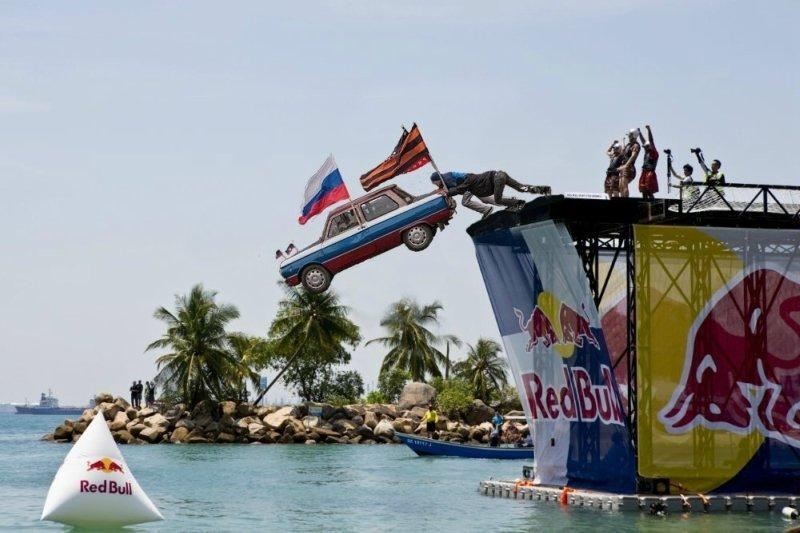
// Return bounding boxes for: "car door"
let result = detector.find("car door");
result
[322,208,371,273]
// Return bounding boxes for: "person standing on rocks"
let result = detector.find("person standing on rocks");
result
[129,381,138,408]
[422,403,438,439]
[136,380,144,409]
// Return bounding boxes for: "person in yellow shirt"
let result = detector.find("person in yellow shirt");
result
[422,403,438,438]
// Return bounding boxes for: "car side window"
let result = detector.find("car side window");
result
[326,209,359,239]
[360,194,399,222]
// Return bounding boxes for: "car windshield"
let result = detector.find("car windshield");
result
[326,209,359,239]
[361,194,399,222]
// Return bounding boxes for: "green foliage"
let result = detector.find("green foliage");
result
[495,385,523,411]
[323,370,365,404]
[377,368,410,402]
[435,379,474,418]
[324,394,352,407]
[429,376,445,394]
[266,286,361,402]
[365,390,388,404]
[147,284,253,408]
[368,299,460,382]
[452,338,509,403]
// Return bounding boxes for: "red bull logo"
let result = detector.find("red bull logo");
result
[514,300,599,353]
[86,457,125,474]
[659,268,800,448]
[520,364,625,426]
[79,480,133,495]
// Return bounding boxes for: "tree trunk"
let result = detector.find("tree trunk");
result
[252,345,303,406]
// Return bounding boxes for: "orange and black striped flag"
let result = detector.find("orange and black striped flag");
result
[360,123,431,191]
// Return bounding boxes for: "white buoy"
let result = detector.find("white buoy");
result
[783,506,799,519]
[41,413,164,527]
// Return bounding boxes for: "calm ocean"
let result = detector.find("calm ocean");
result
[0,414,787,531]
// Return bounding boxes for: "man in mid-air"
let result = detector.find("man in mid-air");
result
[431,170,551,218]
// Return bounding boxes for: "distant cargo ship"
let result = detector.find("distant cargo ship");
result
[15,390,88,415]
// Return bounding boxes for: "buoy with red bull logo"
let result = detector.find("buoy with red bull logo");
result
[41,412,163,527]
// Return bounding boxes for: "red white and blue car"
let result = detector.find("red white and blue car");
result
[279,185,456,293]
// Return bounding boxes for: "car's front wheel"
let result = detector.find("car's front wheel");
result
[402,224,434,252]
[300,264,332,293]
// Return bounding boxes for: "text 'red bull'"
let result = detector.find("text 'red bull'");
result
[659,268,800,449]
[514,302,599,352]
[79,480,133,495]
[521,364,625,426]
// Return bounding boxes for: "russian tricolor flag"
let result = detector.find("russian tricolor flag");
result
[299,155,351,225]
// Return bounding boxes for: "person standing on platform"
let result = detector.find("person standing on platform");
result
[637,125,659,200]
[422,403,438,438]
[605,141,623,198]
[692,148,726,186]
[617,129,641,198]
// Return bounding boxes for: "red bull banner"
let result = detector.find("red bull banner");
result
[636,225,800,494]
[473,220,635,492]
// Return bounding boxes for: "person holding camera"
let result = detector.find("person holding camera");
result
[605,140,624,197]
[637,125,659,200]
[665,150,700,203]
[617,129,641,198]
[692,148,726,185]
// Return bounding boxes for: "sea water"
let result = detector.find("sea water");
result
[0,414,787,532]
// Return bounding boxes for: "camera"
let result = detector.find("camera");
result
[663,148,672,155]
[690,147,702,154]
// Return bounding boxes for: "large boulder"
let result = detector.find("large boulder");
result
[144,413,170,429]
[374,419,395,440]
[125,407,138,420]
[216,432,236,443]
[247,423,266,440]
[79,408,96,422]
[175,419,195,431]
[186,429,210,444]
[113,430,134,444]
[127,422,146,437]
[364,411,379,429]
[220,401,237,417]
[191,400,215,420]
[397,382,436,411]
[331,419,356,434]
[170,426,191,443]
[312,427,342,439]
[113,397,130,410]
[263,406,300,431]
[391,418,415,434]
[94,392,114,404]
[98,402,123,421]
[137,406,157,419]
[236,403,254,418]
[464,399,494,426]
[372,404,397,419]
[53,424,73,441]
[73,420,88,434]
[110,411,129,432]
[255,406,276,418]
[356,425,374,439]
[139,427,165,443]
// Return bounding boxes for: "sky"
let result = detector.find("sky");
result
[1,1,798,405]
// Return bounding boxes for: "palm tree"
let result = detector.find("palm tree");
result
[453,338,509,403]
[146,284,248,407]
[228,333,270,402]
[253,285,360,404]
[368,298,454,382]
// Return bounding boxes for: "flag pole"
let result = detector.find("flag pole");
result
[414,124,449,193]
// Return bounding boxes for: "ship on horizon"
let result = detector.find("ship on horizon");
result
[14,390,89,415]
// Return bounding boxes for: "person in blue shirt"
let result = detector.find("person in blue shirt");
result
[431,171,550,218]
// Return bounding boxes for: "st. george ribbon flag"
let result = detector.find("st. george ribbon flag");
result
[360,123,431,191]
[299,155,351,225]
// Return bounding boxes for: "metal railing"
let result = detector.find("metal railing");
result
[676,182,800,218]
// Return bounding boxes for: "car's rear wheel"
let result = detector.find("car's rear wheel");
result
[402,224,434,252]
[300,264,332,293]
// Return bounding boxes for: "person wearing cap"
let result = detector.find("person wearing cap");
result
[431,171,551,219]
[422,402,438,438]
[637,125,659,200]
[616,129,641,198]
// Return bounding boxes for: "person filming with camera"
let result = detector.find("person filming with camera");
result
[692,147,726,186]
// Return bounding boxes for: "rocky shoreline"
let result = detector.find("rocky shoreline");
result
[43,391,527,446]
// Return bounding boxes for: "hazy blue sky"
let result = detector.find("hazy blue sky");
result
[1,1,798,404]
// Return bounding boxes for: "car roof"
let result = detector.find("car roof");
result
[325,184,407,219]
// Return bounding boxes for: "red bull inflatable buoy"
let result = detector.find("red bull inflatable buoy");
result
[41,412,163,527]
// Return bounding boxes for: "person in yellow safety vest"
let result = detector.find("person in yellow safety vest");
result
[422,403,438,438]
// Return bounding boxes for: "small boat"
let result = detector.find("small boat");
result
[396,432,534,459]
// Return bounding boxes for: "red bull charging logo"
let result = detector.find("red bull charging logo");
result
[659,268,800,449]
[86,457,125,474]
[514,298,599,354]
